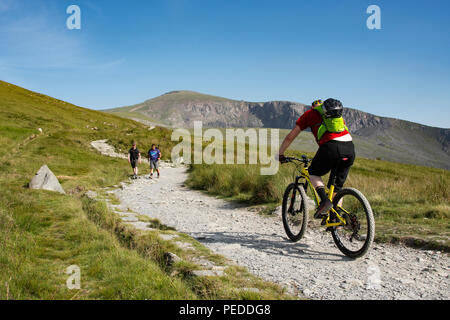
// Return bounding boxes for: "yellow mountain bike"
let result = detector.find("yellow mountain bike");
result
[281,155,375,258]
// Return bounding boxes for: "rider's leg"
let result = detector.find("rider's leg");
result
[310,175,332,218]
[333,142,356,207]
[310,175,325,188]
[311,175,328,202]
[311,175,329,201]
[308,142,340,218]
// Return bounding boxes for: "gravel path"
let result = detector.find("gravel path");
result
[93,140,449,300]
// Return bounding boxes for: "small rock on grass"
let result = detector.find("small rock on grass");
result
[29,165,65,194]
[192,269,224,277]
[160,234,178,241]
[121,216,139,222]
[164,252,182,266]
[85,190,98,199]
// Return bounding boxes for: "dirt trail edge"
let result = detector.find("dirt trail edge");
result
[92,140,449,300]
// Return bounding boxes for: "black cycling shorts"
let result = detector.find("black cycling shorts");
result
[308,140,355,191]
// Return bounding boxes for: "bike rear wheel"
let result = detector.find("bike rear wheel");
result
[331,188,375,258]
[282,183,308,242]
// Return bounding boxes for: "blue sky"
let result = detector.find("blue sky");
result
[0,0,449,128]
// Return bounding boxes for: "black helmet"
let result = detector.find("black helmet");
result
[323,98,344,118]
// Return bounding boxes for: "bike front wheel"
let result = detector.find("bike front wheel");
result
[281,183,308,242]
[331,188,375,258]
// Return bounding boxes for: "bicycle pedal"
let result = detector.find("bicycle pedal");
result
[321,217,328,226]
[326,227,334,232]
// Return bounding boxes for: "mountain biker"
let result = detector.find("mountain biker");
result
[278,98,355,219]
[128,142,142,179]
[148,144,161,179]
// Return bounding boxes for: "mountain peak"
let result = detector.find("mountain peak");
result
[162,90,198,96]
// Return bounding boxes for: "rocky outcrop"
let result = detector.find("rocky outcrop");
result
[438,129,450,153]
[162,100,264,128]
[342,108,387,132]
[249,101,307,128]
[164,252,182,266]
[90,140,127,159]
[29,165,65,194]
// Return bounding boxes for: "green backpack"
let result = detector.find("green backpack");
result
[313,105,349,141]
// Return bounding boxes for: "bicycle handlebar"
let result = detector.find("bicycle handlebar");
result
[281,155,311,165]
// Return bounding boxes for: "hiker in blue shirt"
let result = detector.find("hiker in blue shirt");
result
[148,144,161,179]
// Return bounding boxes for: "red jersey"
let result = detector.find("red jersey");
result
[296,109,351,146]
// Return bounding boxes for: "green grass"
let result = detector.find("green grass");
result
[82,198,290,300]
[0,81,291,300]
[187,151,450,251]
[0,81,190,299]
[107,111,170,127]
[0,184,196,299]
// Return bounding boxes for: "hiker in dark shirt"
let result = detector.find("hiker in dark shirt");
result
[128,142,141,179]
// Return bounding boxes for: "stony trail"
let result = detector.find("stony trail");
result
[93,140,449,300]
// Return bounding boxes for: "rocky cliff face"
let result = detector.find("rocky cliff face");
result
[130,92,393,131]
[249,101,307,129]
[133,97,308,129]
[342,109,388,132]
[438,129,450,153]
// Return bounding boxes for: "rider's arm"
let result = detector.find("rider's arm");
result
[278,125,302,156]
[127,152,131,163]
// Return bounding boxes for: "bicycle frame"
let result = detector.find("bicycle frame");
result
[295,166,347,228]
[283,155,374,258]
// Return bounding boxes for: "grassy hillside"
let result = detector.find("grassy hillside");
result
[0,81,187,299]
[106,110,171,127]
[0,81,289,300]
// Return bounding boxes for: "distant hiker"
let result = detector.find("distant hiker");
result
[278,98,355,218]
[128,142,141,179]
[148,144,161,179]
